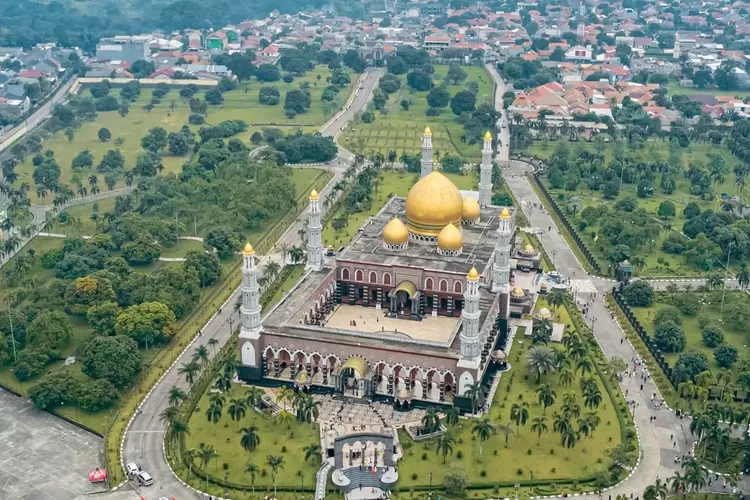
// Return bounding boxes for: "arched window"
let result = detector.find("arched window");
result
[369,271,377,284]
[383,273,392,285]
[425,278,434,290]
[454,281,463,294]
[342,268,350,280]
[440,279,448,292]
[355,269,364,282]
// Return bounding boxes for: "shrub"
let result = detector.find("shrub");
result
[714,344,738,368]
[188,114,205,125]
[517,468,523,475]
[283,74,294,83]
[672,351,709,383]
[622,280,653,307]
[281,445,287,453]
[480,470,487,477]
[653,305,683,328]
[421,452,427,460]
[654,320,686,352]
[701,326,723,347]
[411,473,418,480]
[456,450,463,459]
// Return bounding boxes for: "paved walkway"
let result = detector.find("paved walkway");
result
[487,66,696,498]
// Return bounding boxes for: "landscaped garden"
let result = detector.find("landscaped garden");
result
[340,63,494,162]
[394,295,635,496]
[526,138,750,278]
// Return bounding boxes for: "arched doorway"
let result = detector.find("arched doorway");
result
[337,356,370,397]
[388,281,420,318]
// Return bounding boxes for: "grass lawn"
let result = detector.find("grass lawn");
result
[341,66,493,161]
[322,169,479,249]
[630,292,747,389]
[527,139,746,277]
[17,66,354,205]
[160,239,206,258]
[54,198,116,236]
[178,384,321,492]
[665,82,750,98]
[396,301,622,488]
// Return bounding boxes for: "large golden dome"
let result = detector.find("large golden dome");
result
[463,197,480,220]
[383,218,408,245]
[406,171,463,237]
[437,224,463,251]
[243,242,255,255]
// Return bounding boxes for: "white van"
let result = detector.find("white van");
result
[136,471,153,486]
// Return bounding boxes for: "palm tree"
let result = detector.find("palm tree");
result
[206,400,223,433]
[526,344,557,382]
[168,418,190,456]
[669,471,687,494]
[559,368,574,388]
[421,408,440,434]
[228,398,247,427]
[560,426,577,448]
[264,260,281,281]
[279,242,290,265]
[214,372,232,393]
[266,455,285,497]
[192,344,210,368]
[546,288,566,317]
[435,432,455,464]
[678,380,696,399]
[239,425,261,453]
[444,406,461,427]
[584,411,601,436]
[537,384,557,413]
[715,370,733,400]
[683,458,708,491]
[644,478,668,500]
[198,443,217,489]
[159,406,180,426]
[277,386,293,411]
[510,402,529,432]
[531,415,548,444]
[575,357,594,377]
[275,410,294,429]
[630,256,646,275]
[738,263,750,290]
[531,318,552,344]
[463,382,485,414]
[567,341,587,362]
[582,385,602,409]
[178,361,201,385]
[245,463,260,493]
[246,386,264,409]
[303,443,322,464]
[208,338,219,353]
[471,418,495,455]
[709,426,731,464]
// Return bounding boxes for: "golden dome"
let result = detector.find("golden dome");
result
[537,307,552,319]
[243,242,255,255]
[437,224,463,251]
[511,287,525,297]
[424,126,432,136]
[462,197,480,220]
[484,131,492,141]
[310,189,319,200]
[500,207,511,219]
[524,243,535,253]
[406,171,463,236]
[383,218,408,245]
[467,267,479,281]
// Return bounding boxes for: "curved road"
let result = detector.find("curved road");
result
[108,68,384,500]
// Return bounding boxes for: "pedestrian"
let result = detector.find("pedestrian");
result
[640,384,643,391]
[620,338,624,344]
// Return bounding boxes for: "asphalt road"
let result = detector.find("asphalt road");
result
[109,68,383,500]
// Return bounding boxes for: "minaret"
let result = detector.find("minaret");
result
[240,242,262,339]
[479,131,493,207]
[492,208,512,293]
[306,189,323,271]
[673,37,681,60]
[459,267,481,361]
[420,126,433,178]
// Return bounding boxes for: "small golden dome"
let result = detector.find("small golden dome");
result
[500,207,511,219]
[383,218,408,245]
[537,307,552,319]
[406,171,463,236]
[243,242,255,255]
[467,267,479,281]
[437,224,463,251]
[424,126,432,136]
[511,287,525,297]
[524,243,535,253]
[462,197,480,220]
[484,131,492,141]
[310,189,319,200]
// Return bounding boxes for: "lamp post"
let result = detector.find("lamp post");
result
[720,242,732,322]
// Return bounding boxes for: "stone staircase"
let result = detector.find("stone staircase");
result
[340,467,387,493]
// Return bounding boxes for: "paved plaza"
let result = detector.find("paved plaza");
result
[314,393,429,427]
[325,304,458,342]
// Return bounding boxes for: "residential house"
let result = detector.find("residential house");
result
[96,36,151,63]
[565,45,592,62]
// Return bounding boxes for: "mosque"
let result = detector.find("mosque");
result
[237,128,517,411]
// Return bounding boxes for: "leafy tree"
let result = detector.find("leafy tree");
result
[63,275,116,315]
[622,280,653,307]
[89,82,110,98]
[379,73,401,93]
[406,70,432,91]
[446,65,468,84]
[134,152,163,177]
[443,468,468,496]
[130,59,155,78]
[72,150,94,170]
[440,155,462,173]
[657,200,676,219]
[141,127,168,153]
[386,55,408,75]
[26,310,73,351]
[77,378,118,411]
[284,89,311,114]
[33,156,61,190]
[121,235,161,264]
[28,371,79,410]
[183,250,223,287]
[427,86,450,108]
[672,352,710,383]
[13,349,50,381]
[167,132,190,156]
[714,345,738,368]
[654,320,686,352]
[205,226,243,259]
[120,80,141,101]
[450,90,476,115]
[205,88,224,105]
[97,149,125,172]
[653,305,683,328]
[189,98,208,114]
[97,127,112,142]
[86,301,122,336]
[701,327,723,347]
[724,301,750,331]
[256,64,280,82]
[258,86,280,105]
[115,301,178,348]
[81,335,142,388]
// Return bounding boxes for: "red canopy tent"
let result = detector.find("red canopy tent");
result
[89,468,107,483]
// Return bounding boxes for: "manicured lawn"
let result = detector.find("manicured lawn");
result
[17,66,353,204]
[160,239,206,258]
[630,292,747,384]
[396,301,622,488]
[178,384,321,491]
[321,169,479,248]
[528,139,745,277]
[341,66,493,161]
[666,82,750,98]
[53,198,116,236]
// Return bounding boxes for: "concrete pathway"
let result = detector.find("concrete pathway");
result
[113,68,384,500]
[486,66,697,498]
